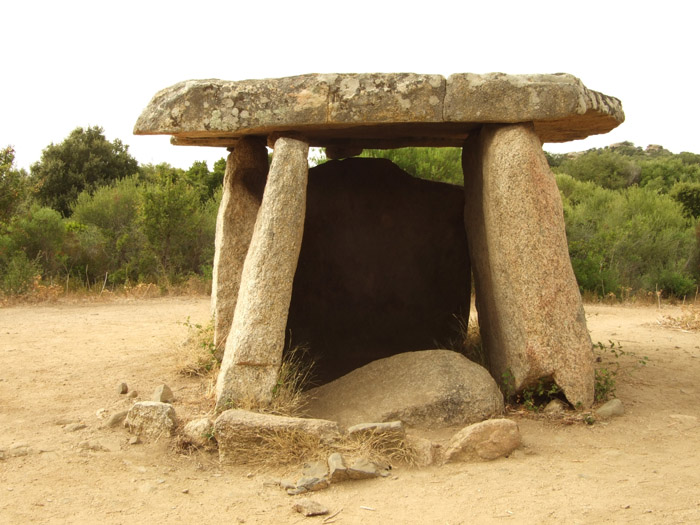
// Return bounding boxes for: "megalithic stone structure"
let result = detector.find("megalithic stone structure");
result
[134,72,624,409]
[214,137,309,410]
[211,137,268,357]
[462,123,594,407]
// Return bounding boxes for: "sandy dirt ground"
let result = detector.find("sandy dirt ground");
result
[1,296,699,524]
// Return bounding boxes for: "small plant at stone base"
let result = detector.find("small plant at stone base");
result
[519,378,562,412]
[593,340,649,403]
[500,368,516,403]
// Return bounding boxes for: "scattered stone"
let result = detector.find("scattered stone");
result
[287,486,308,496]
[0,449,5,461]
[117,382,128,395]
[8,444,30,457]
[105,411,129,428]
[127,390,138,399]
[129,436,141,445]
[125,401,177,439]
[279,479,296,490]
[293,498,329,517]
[406,436,442,467]
[544,399,566,414]
[78,440,108,452]
[327,453,348,483]
[347,458,380,480]
[305,350,503,428]
[445,419,521,462]
[181,489,189,494]
[595,399,625,419]
[182,418,215,447]
[96,408,108,419]
[214,409,340,464]
[152,384,175,404]
[301,460,328,480]
[347,421,405,440]
[64,423,86,432]
[295,476,329,492]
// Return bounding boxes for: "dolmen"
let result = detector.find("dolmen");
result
[134,72,624,410]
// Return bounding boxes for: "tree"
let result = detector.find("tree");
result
[0,146,30,223]
[31,126,138,216]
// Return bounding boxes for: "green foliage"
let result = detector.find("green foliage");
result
[1,251,41,295]
[2,205,67,275]
[142,175,216,281]
[558,173,696,298]
[361,147,463,185]
[670,182,700,219]
[31,126,138,216]
[0,146,31,223]
[556,149,640,190]
[70,177,155,284]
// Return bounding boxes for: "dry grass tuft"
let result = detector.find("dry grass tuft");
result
[221,427,331,468]
[450,312,488,368]
[219,427,416,469]
[336,430,417,467]
[660,305,700,331]
[176,317,220,378]
[231,344,315,417]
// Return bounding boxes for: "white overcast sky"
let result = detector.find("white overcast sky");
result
[2,0,698,171]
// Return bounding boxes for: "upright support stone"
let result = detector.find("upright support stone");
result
[462,123,594,407]
[215,137,309,410]
[211,137,268,357]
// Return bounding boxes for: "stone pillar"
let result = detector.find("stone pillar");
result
[215,137,309,410]
[462,123,594,408]
[211,137,268,358]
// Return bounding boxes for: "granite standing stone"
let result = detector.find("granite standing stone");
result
[211,137,268,354]
[462,123,595,407]
[215,137,309,409]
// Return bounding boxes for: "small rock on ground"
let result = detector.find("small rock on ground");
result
[106,410,128,428]
[327,453,348,482]
[595,398,625,419]
[117,382,128,395]
[152,384,174,403]
[64,423,87,432]
[125,401,177,439]
[182,418,214,447]
[445,418,521,462]
[347,458,381,480]
[293,498,329,517]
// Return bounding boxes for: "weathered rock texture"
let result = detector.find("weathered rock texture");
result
[462,123,595,407]
[214,409,340,464]
[134,73,624,147]
[445,418,521,462]
[287,158,470,382]
[125,401,177,439]
[304,350,504,428]
[211,137,268,354]
[215,137,308,410]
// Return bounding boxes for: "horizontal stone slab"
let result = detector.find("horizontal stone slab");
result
[134,73,623,147]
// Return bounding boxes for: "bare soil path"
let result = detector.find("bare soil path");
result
[1,298,699,524]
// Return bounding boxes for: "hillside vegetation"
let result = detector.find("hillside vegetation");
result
[1,129,698,300]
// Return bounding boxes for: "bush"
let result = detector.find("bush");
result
[558,174,697,298]
[1,251,41,295]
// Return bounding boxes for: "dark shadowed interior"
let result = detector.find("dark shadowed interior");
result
[285,157,471,385]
